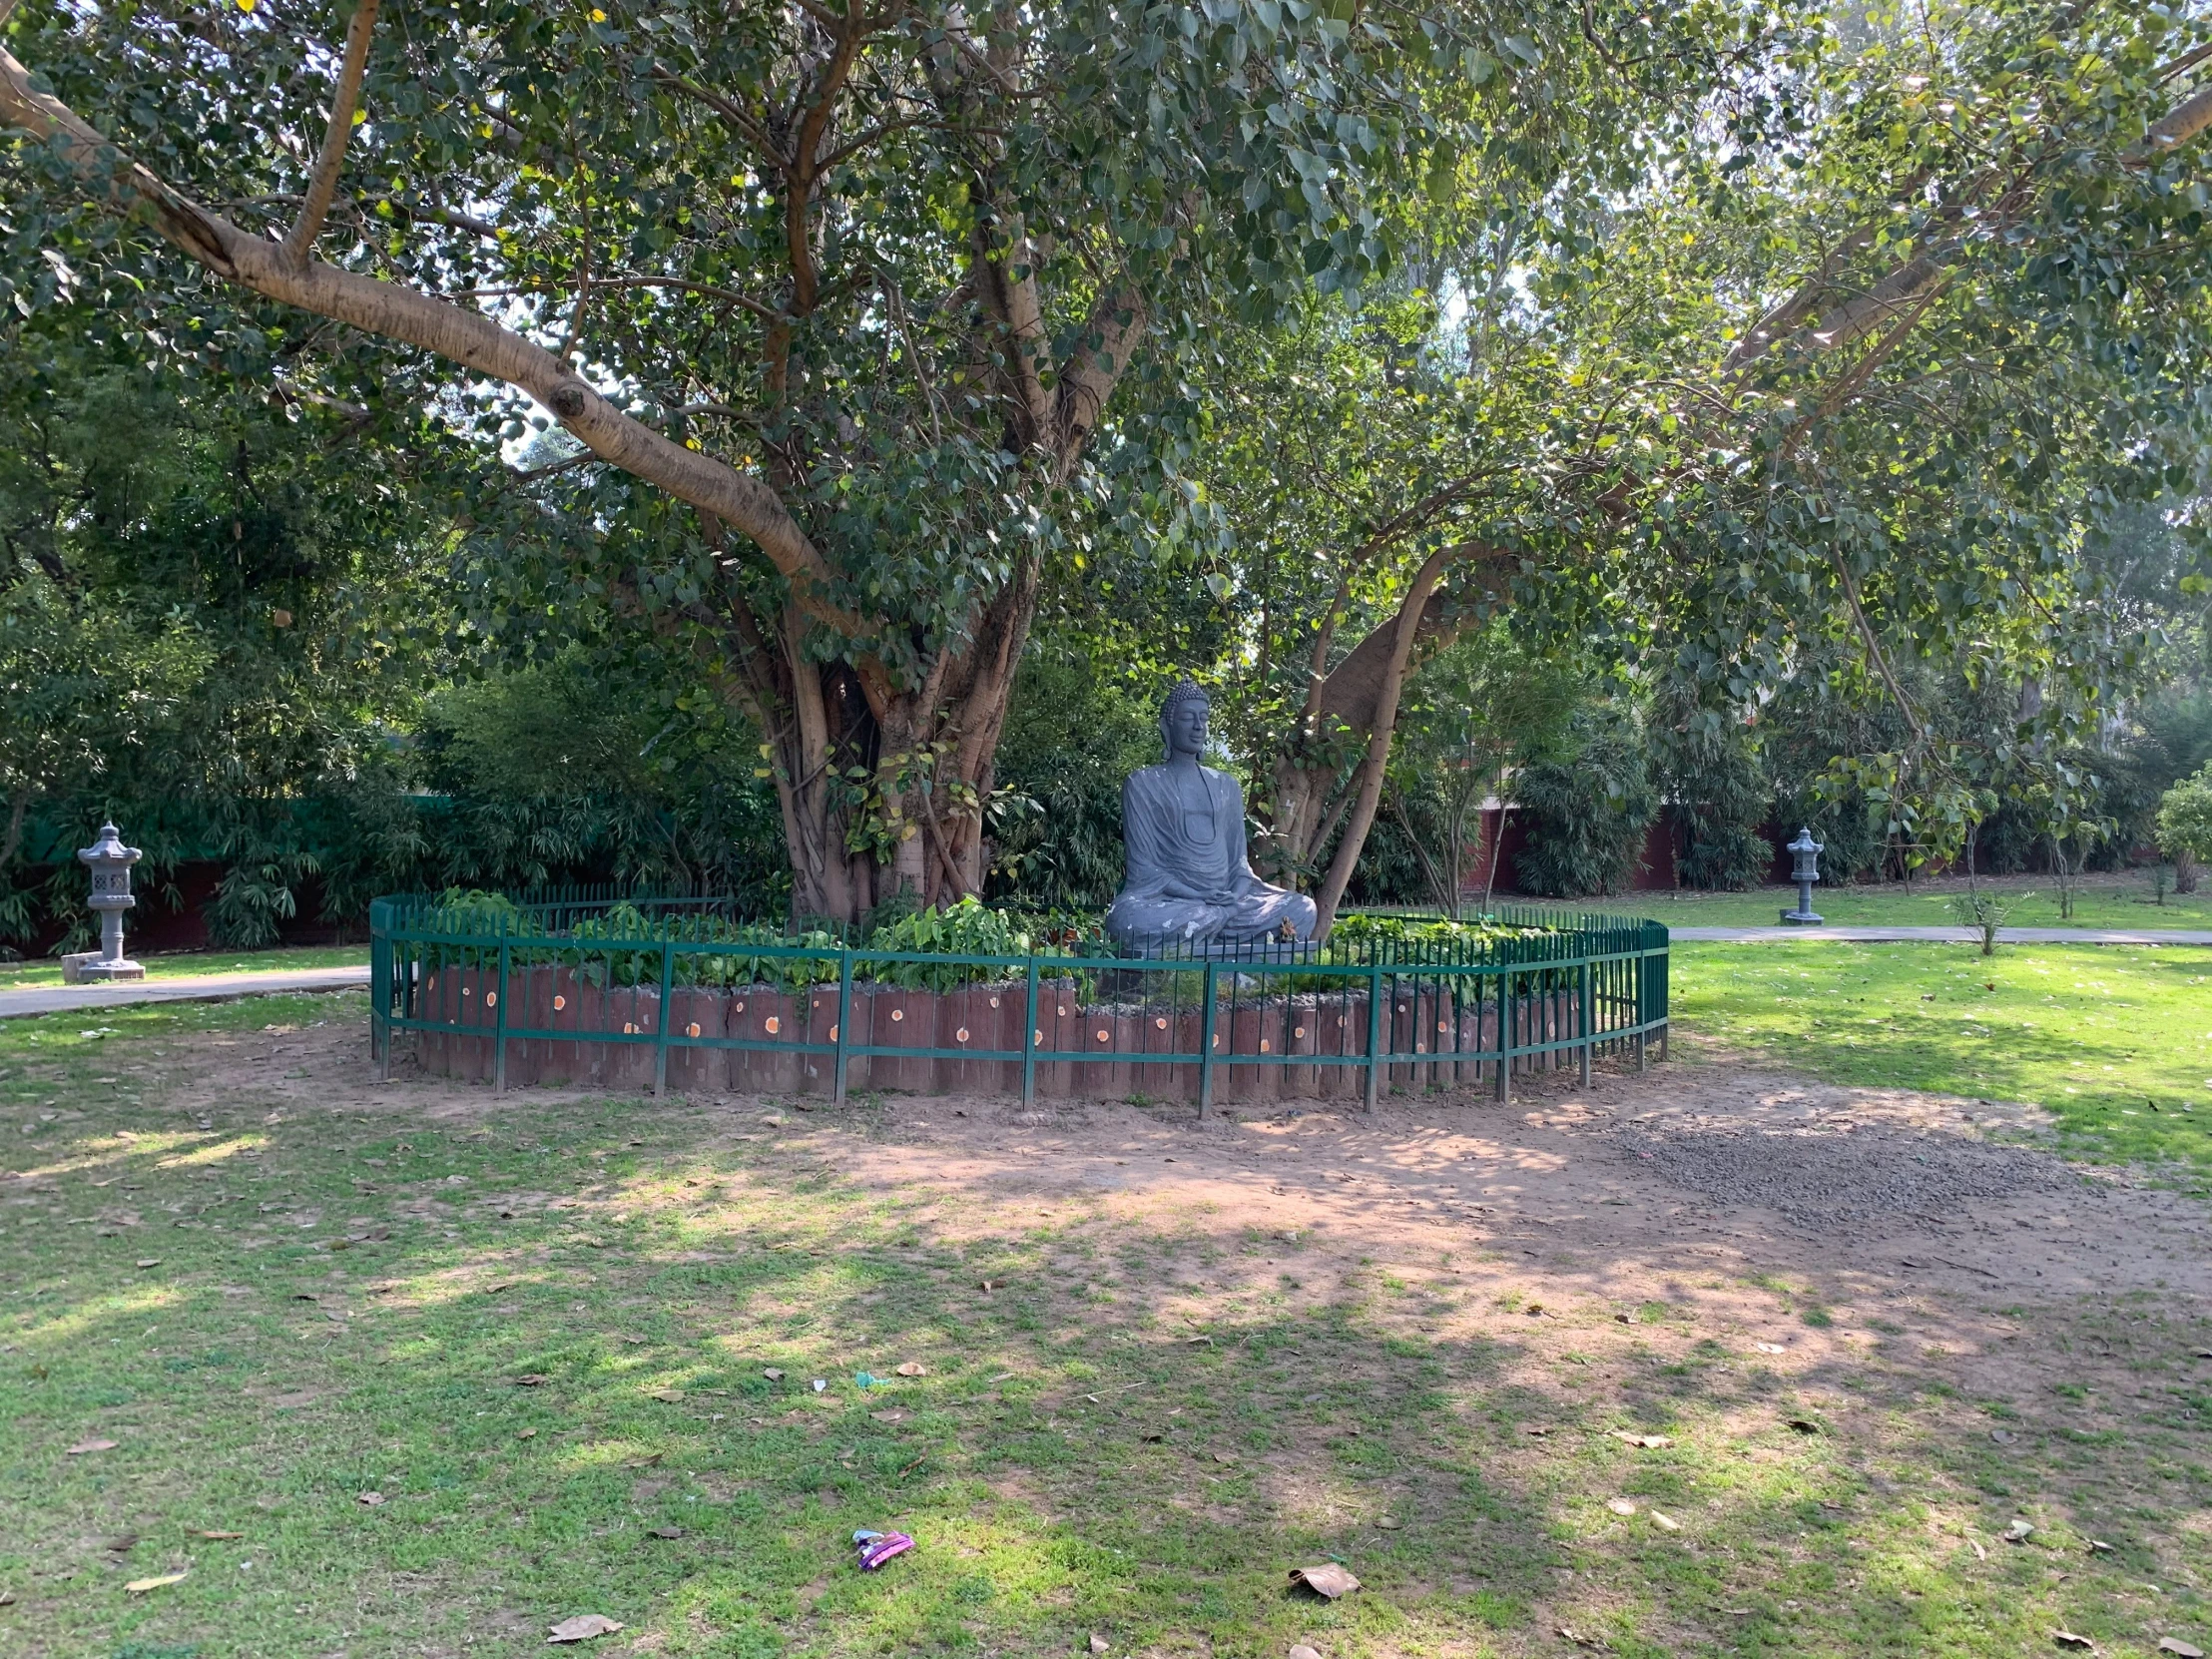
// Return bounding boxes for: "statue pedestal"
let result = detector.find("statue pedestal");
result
[62,952,145,983]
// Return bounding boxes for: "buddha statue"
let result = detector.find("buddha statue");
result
[1106,681,1320,953]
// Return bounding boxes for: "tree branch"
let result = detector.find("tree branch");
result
[1310,542,1455,934]
[282,0,381,268]
[653,69,785,169]
[2139,83,2212,160]
[1051,283,1144,475]
[969,223,1055,449]
[0,37,866,637]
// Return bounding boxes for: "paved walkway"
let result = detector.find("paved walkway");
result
[0,965,369,1019]
[1669,924,2212,944]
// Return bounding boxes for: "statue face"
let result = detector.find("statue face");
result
[1164,697,1210,760]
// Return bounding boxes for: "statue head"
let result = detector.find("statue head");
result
[1160,680,1210,761]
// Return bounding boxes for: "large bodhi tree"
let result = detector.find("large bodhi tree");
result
[0,0,1510,921]
[1180,0,2212,920]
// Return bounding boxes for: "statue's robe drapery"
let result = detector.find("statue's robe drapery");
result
[1106,762,1318,950]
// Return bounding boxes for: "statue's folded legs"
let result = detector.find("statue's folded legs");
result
[1106,886,1318,949]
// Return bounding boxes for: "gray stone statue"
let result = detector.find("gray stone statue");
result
[1106,681,1319,952]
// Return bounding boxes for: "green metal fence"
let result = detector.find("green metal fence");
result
[367,892,1669,1115]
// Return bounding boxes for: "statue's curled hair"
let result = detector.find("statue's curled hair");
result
[1160,679,1210,725]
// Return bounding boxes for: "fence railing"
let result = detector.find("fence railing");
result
[367,892,1669,1115]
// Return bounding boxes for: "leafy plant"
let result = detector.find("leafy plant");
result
[1945,888,2009,957]
[863,898,1031,991]
[1512,708,1660,898]
[2157,763,2212,894]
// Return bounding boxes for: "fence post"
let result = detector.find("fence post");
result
[1634,948,1648,1074]
[832,948,853,1107]
[653,935,674,1098]
[493,934,511,1092]
[371,923,389,1081]
[1578,959,1592,1088]
[1021,957,1040,1109]
[1198,961,1219,1120]
[1494,969,1511,1104]
[1363,960,1382,1112]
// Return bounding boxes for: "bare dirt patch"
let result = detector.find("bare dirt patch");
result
[188,1009,2212,1416]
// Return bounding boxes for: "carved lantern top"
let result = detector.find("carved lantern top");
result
[77,823,143,911]
[1785,827,1823,884]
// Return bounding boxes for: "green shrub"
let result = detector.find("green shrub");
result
[863,896,1032,989]
[1513,711,1660,897]
[2157,763,2212,893]
[1661,724,1773,891]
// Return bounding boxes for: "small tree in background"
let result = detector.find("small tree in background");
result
[1382,628,1580,917]
[2158,763,2212,894]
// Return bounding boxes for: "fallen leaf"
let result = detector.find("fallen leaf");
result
[1606,1498,1636,1516]
[197,1530,245,1539]
[486,1280,515,1294]
[894,1362,927,1378]
[648,1525,684,1539]
[66,1438,118,1454]
[1650,1511,1680,1531]
[2052,1634,2094,1652]
[2004,1518,2034,1543]
[1786,1418,1821,1435]
[135,1259,161,1269]
[2089,1539,2113,1552]
[2158,1640,2205,1658]
[548,1613,625,1643]
[870,1408,910,1424]
[1971,1539,1987,1561]
[1289,1563,1360,1600]
[514,1375,551,1387]
[125,1572,188,1594]
[1556,1628,1604,1649]
[648,1388,686,1402]
[1611,1431,1672,1448]
[1089,1635,1110,1655]
[357,1491,385,1506]
[1754,1342,1786,1355]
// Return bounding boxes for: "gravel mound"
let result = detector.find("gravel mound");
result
[1611,1119,2086,1228]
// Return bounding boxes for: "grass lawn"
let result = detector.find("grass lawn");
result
[0,945,369,993]
[5,977,2212,1657]
[1620,869,2212,931]
[1672,939,2212,1168]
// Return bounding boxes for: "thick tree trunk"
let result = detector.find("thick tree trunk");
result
[723,563,1037,927]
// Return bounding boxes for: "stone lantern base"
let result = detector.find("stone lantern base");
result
[62,951,145,984]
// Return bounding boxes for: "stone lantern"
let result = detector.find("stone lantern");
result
[1780,827,1824,926]
[68,823,146,982]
